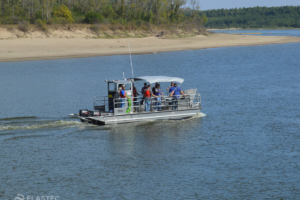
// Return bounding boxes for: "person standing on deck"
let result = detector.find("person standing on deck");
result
[170,83,185,110]
[144,85,158,112]
[132,84,139,111]
[152,83,158,94]
[133,84,139,101]
[120,85,130,108]
[167,82,175,109]
[154,84,163,111]
[167,82,175,94]
[141,83,147,105]
[118,84,123,92]
[141,83,147,94]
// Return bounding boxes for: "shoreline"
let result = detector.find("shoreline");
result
[207,28,300,31]
[1,33,300,62]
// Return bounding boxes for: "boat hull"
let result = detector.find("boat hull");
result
[79,109,200,125]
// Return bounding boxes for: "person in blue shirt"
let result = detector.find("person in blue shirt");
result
[120,85,129,108]
[167,82,175,95]
[170,83,185,110]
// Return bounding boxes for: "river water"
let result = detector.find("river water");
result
[212,29,300,37]
[1,30,300,199]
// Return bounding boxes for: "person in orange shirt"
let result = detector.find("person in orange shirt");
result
[144,85,157,112]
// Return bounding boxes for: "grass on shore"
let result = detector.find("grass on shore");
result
[0,23,209,39]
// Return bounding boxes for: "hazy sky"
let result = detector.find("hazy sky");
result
[196,0,300,10]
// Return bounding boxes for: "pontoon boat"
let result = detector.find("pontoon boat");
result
[69,76,202,125]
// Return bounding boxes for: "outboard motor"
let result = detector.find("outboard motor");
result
[92,110,100,116]
[79,109,89,117]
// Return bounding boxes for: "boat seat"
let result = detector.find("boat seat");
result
[183,89,197,102]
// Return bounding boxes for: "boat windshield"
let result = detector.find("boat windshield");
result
[109,83,116,91]
[123,83,131,90]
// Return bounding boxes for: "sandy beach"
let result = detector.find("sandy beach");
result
[1,33,300,62]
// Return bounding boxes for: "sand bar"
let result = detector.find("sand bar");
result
[1,33,300,62]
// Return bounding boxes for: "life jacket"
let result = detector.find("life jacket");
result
[120,89,126,98]
[144,89,151,97]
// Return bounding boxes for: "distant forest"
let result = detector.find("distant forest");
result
[194,6,300,29]
[0,0,207,30]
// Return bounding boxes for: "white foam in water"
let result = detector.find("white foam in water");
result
[193,112,206,118]
[177,112,206,122]
[0,120,87,131]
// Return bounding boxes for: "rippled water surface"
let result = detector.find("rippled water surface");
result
[1,31,300,199]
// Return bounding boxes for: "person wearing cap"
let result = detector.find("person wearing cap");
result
[120,85,129,108]
[118,84,123,92]
[144,85,158,112]
[170,83,185,110]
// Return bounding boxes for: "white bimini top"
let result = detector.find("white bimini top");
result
[135,76,184,84]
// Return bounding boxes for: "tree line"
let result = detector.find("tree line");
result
[0,0,207,29]
[196,6,300,29]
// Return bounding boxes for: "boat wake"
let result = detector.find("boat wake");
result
[0,112,206,132]
[192,112,206,118]
[0,120,88,131]
[173,112,206,122]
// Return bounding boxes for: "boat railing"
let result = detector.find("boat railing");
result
[197,92,201,106]
[149,94,200,111]
[94,92,201,114]
[113,97,142,114]
[93,96,109,112]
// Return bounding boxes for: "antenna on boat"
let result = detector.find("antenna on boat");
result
[123,72,125,80]
[128,43,134,78]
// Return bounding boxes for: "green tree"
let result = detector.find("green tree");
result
[201,14,207,25]
[53,4,74,23]
[199,6,300,28]
[84,11,103,23]
[102,4,115,18]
